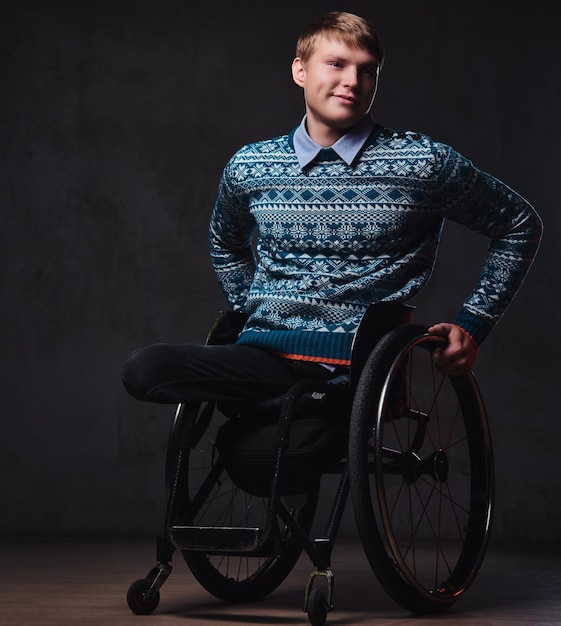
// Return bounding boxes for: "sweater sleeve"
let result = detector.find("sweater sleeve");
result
[208,155,257,311]
[433,143,543,344]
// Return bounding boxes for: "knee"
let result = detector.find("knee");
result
[121,345,164,401]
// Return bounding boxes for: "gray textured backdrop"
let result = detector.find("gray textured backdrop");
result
[1,0,558,539]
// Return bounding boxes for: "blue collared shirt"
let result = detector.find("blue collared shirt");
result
[292,115,376,168]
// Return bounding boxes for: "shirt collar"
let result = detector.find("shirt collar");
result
[293,115,375,168]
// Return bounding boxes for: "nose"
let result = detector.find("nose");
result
[342,66,359,88]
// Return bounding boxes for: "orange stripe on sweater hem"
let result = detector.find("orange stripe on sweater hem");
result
[275,352,351,367]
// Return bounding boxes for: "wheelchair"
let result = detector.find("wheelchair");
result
[126,302,494,626]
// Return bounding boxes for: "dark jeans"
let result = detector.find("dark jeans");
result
[122,342,341,406]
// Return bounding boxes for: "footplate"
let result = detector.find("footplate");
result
[169,525,277,556]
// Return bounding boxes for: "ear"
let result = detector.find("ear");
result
[292,57,306,88]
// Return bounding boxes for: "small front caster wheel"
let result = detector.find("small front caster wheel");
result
[307,587,329,626]
[127,578,160,615]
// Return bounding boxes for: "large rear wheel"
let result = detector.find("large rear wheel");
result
[349,324,494,614]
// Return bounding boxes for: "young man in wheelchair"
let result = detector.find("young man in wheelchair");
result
[122,11,541,428]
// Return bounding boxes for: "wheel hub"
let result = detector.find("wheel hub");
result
[401,449,449,484]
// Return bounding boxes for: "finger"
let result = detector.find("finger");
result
[428,323,450,338]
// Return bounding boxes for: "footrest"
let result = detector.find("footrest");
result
[169,525,274,555]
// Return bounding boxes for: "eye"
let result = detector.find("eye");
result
[361,66,378,77]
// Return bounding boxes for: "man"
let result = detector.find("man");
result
[122,11,542,406]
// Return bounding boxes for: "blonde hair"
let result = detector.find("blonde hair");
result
[296,11,384,66]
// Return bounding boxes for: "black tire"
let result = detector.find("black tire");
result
[348,324,494,614]
[307,587,328,626]
[171,403,319,603]
[126,578,160,615]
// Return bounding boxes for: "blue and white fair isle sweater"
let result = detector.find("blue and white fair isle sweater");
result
[209,123,542,365]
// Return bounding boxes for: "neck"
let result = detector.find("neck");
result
[305,117,349,147]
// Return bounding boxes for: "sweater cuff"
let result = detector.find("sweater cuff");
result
[454,309,494,346]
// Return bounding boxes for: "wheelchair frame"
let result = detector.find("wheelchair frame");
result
[126,303,494,625]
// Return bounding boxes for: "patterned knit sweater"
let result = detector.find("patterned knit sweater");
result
[209,123,542,365]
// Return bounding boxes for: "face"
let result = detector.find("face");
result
[292,36,380,144]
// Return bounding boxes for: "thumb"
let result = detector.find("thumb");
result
[427,322,451,338]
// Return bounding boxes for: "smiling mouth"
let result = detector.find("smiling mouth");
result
[334,94,358,105]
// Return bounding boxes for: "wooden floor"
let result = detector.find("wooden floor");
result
[3,534,561,625]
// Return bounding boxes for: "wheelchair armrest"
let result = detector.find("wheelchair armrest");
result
[206,310,249,345]
[350,302,415,386]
